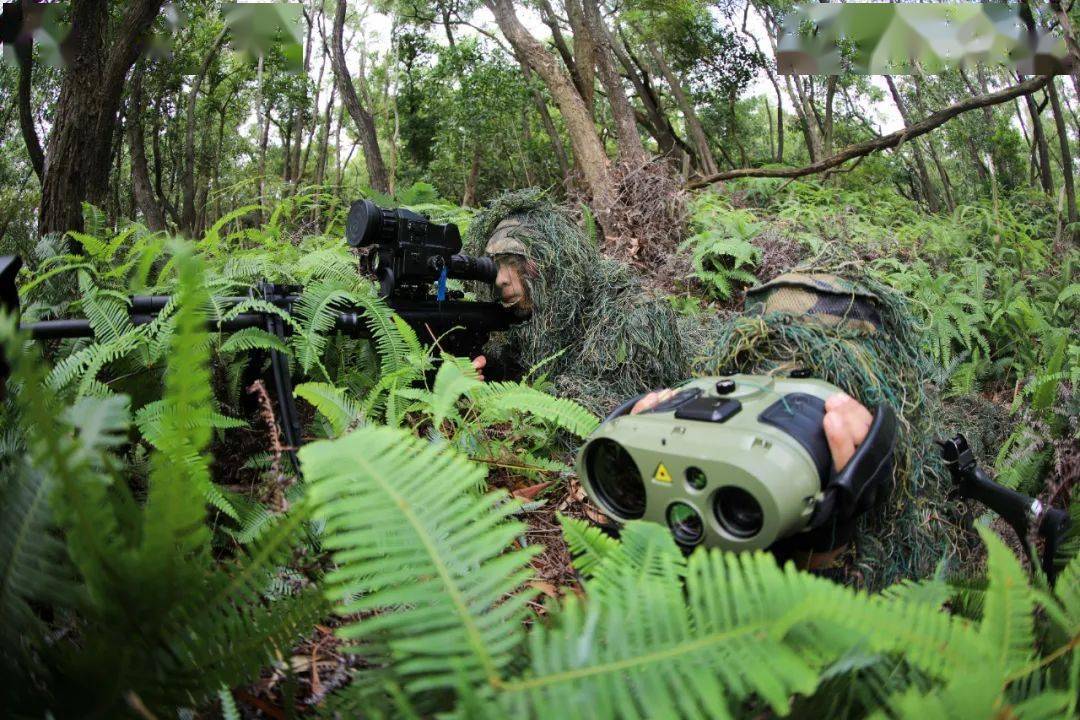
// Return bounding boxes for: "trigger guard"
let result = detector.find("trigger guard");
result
[828,403,898,520]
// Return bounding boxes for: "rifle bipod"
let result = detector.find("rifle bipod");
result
[939,434,1071,586]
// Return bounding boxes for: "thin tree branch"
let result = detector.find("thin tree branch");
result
[688,75,1052,189]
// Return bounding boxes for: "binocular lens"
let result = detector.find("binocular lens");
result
[586,439,646,519]
[666,502,704,545]
[714,487,764,539]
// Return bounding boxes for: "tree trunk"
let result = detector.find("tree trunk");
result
[182,28,228,236]
[39,0,165,239]
[644,39,717,175]
[792,77,824,162]
[1048,0,1080,99]
[127,65,167,232]
[1022,82,1055,195]
[536,0,584,101]
[315,83,337,187]
[1047,78,1078,240]
[463,144,482,206]
[300,47,327,187]
[151,98,181,226]
[775,90,785,163]
[823,76,837,157]
[487,0,614,212]
[582,0,645,164]
[331,0,390,194]
[14,9,44,183]
[441,3,455,47]
[611,27,692,165]
[291,4,317,188]
[254,53,267,222]
[563,0,595,117]
[521,62,571,179]
[885,77,939,212]
[911,75,954,210]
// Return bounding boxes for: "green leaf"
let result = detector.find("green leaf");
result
[302,425,540,696]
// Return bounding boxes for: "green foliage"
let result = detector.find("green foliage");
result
[0,244,323,716]
[304,424,1080,717]
[681,191,762,300]
[302,425,540,698]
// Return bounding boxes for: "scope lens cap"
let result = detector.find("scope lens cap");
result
[346,199,381,247]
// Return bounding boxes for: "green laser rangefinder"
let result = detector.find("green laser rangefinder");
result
[576,374,898,552]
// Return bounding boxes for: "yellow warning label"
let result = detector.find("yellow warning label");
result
[653,463,673,483]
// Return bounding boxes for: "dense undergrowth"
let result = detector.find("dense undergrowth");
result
[1,182,1077,718]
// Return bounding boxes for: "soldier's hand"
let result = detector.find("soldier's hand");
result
[630,389,872,473]
[471,355,487,381]
[630,388,679,415]
[823,393,872,472]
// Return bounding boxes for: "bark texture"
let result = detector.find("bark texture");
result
[331,0,390,194]
[127,65,167,232]
[39,0,164,238]
[487,0,613,211]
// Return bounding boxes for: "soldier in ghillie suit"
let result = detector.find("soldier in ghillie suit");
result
[465,189,981,589]
[465,190,690,407]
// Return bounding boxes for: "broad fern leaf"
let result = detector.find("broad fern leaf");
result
[294,382,363,437]
[474,383,599,437]
[977,526,1036,675]
[219,327,291,355]
[558,515,620,580]
[302,426,541,695]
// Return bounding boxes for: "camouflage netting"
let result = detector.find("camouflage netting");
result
[469,191,1010,589]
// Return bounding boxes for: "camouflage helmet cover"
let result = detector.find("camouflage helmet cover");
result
[484,217,532,257]
[744,273,883,333]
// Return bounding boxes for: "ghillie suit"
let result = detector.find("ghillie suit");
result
[468,191,994,589]
[691,272,979,588]
[464,190,688,413]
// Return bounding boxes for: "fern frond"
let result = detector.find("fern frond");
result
[430,355,484,428]
[474,382,599,438]
[302,426,540,695]
[290,280,360,375]
[977,527,1036,675]
[218,327,292,355]
[294,382,363,437]
[557,515,619,579]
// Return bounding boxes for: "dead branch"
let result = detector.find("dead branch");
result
[688,75,1052,189]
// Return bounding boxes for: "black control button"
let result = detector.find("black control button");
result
[675,397,742,423]
[715,378,737,394]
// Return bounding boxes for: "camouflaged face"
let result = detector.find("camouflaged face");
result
[484,217,531,258]
[744,273,883,333]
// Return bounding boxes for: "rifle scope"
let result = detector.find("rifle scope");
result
[346,199,497,297]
